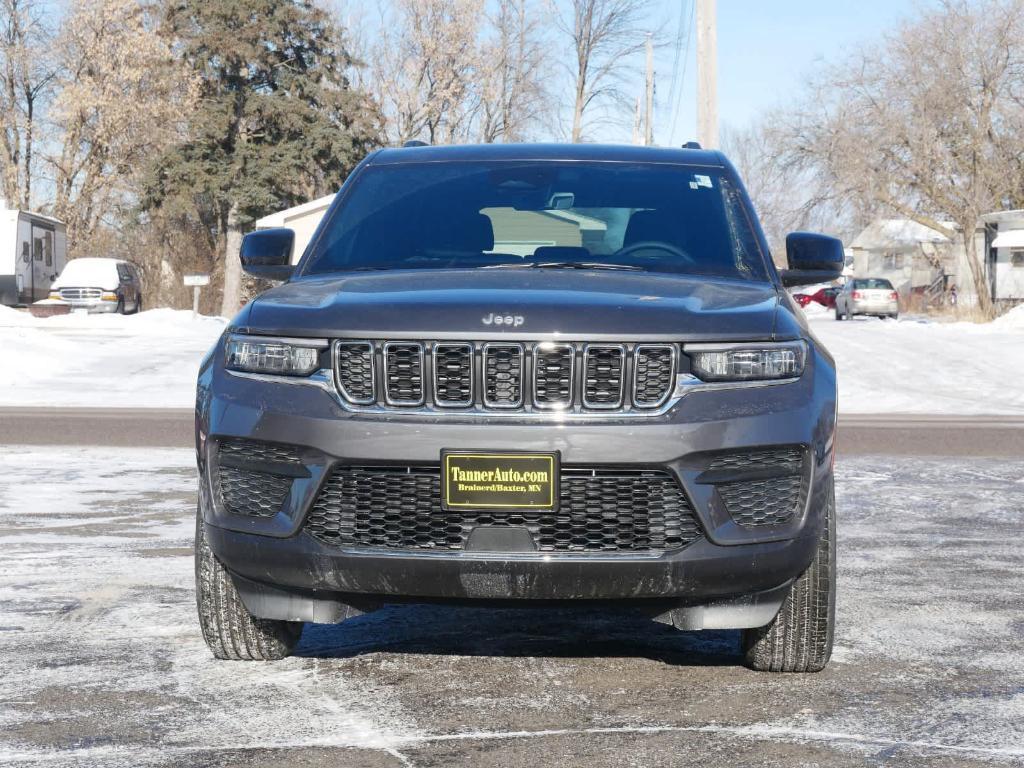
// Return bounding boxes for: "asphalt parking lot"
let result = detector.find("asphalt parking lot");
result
[0,447,1021,767]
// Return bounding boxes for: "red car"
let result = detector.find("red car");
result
[792,287,838,308]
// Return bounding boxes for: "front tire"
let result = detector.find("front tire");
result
[742,479,836,672]
[195,508,302,660]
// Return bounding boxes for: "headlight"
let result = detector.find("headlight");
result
[686,341,806,382]
[225,336,321,376]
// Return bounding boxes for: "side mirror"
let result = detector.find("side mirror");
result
[780,232,844,287]
[240,228,295,281]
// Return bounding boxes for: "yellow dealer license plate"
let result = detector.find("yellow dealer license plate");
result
[442,451,559,511]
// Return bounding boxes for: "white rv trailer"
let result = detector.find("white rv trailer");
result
[0,198,68,306]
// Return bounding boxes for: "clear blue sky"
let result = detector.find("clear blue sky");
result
[646,0,926,147]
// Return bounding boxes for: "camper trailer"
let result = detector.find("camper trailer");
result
[0,199,68,306]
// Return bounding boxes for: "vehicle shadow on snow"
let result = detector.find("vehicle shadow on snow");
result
[292,604,742,667]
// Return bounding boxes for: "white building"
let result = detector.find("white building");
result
[980,210,1024,306]
[848,215,1024,309]
[254,194,336,265]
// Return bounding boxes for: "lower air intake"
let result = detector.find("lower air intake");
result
[305,466,702,553]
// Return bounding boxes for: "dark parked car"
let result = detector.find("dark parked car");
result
[194,144,843,672]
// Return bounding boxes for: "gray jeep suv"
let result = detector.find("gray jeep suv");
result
[194,144,843,672]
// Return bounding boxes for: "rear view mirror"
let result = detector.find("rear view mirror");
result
[780,232,844,287]
[240,228,295,281]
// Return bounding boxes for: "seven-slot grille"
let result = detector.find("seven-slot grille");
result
[332,340,677,414]
[305,466,702,553]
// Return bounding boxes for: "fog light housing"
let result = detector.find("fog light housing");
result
[687,341,806,382]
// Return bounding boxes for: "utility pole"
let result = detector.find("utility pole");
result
[644,33,654,146]
[696,0,718,148]
[632,97,643,145]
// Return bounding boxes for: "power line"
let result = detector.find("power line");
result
[669,0,696,144]
[663,0,687,133]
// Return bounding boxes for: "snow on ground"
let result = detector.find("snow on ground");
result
[806,309,1024,414]
[0,448,1022,766]
[0,307,225,409]
[1,302,1023,413]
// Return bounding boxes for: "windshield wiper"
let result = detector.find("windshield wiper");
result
[482,261,643,271]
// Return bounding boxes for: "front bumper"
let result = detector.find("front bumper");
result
[196,339,837,620]
[47,298,120,313]
[850,299,898,315]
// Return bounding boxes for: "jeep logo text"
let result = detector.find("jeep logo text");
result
[482,313,524,327]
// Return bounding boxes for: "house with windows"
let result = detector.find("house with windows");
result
[848,219,956,306]
[848,215,1024,309]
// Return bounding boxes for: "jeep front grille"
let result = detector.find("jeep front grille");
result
[332,340,677,415]
[305,466,702,553]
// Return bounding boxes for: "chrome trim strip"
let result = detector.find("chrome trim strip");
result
[226,368,335,393]
[382,341,426,406]
[532,342,575,410]
[632,344,677,408]
[332,340,376,405]
[482,342,525,409]
[228,333,330,349]
[682,340,808,352]
[582,343,626,409]
[432,342,474,407]
[673,373,801,396]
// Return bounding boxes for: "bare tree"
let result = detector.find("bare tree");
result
[0,0,55,208]
[45,0,197,249]
[477,0,551,142]
[558,0,651,143]
[785,0,1024,316]
[721,119,862,263]
[373,0,483,145]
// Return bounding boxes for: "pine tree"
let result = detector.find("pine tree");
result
[144,0,381,316]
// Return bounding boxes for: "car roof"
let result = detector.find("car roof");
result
[368,143,725,167]
[66,257,133,266]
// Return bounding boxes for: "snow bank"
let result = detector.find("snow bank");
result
[993,303,1024,330]
[808,313,1024,414]
[2,304,1023,414]
[0,308,226,408]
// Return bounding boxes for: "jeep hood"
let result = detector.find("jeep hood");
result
[244,270,782,341]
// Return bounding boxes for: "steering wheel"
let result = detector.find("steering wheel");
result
[615,240,696,265]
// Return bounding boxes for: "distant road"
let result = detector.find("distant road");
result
[1,407,1022,457]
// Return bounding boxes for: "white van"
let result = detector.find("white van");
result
[0,199,68,306]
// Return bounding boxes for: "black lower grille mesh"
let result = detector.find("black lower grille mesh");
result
[215,439,302,517]
[305,466,702,553]
[718,475,804,527]
[217,467,292,517]
[707,446,807,527]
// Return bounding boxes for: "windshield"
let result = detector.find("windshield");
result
[302,161,769,281]
[853,278,895,290]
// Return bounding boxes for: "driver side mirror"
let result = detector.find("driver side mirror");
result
[780,232,844,287]
[240,228,295,281]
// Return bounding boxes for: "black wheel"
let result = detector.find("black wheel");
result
[195,500,302,660]
[742,479,836,673]
[116,297,125,315]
